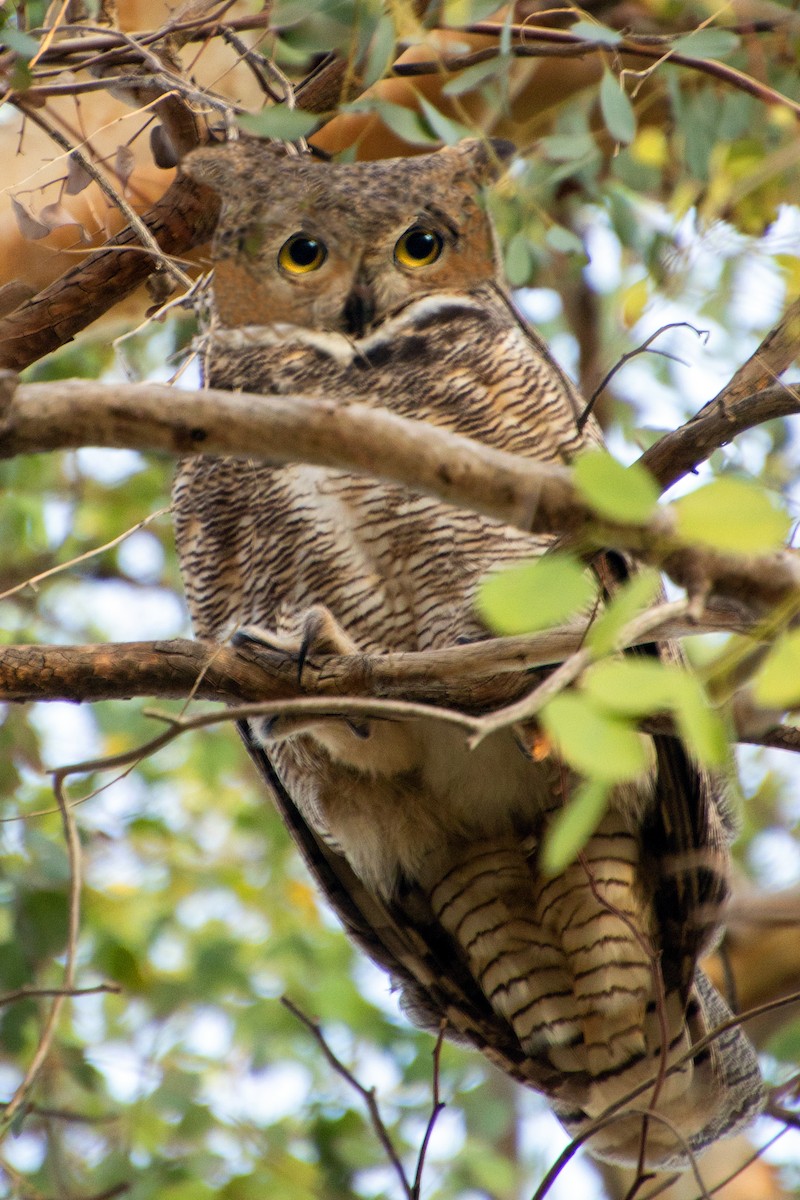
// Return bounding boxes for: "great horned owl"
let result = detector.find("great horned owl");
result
[173,138,762,1167]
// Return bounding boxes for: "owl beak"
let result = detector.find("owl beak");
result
[343,281,375,338]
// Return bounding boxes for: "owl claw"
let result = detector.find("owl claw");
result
[234,607,361,686]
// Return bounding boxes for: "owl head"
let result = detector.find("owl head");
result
[183,138,514,336]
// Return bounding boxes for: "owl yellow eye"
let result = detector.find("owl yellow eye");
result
[395,226,443,269]
[278,234,327,274]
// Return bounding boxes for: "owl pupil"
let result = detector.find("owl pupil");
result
[406,230,436,259]
[289,237,320,266]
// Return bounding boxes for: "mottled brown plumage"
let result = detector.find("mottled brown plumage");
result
[173,138,762,1166]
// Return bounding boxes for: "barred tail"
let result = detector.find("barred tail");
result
[419,817,763,1167]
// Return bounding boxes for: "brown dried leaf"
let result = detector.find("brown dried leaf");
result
[65,152,93,195]
[39,202,91,243]
[115,144,136,192]
[11,196,51,240]
[146,269,176,309]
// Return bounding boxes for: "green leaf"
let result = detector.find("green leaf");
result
[418,95,472,144]
[574,450,660,523]
[671,675,728,766]
[539,132,597,162]
[238,107,319,141]
[570,19,622,46]
[2,27,40,59]
[587,570,662,655]
[672,477,790,553]
[365,99,439,145]
[499,7,513,56]
[504,231,534,286]
[361,14,396,89]
[583,658,727,766]
[443,58,502,96]
[15,889,69,960]
[95,937,147,990]
[541,693,652,781]
[544,224,585,255]
[443,0,502,22]
[600,69,636,145]
[476,553,596,635]
[271,0,317,25]
[541,779,610,875]
[673,28,740,61]
[753,628,800,708]
[582,658,679,716]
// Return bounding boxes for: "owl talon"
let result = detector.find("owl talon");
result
[296,626,314,687]
[232,625,295,655]
[234,607,361,684]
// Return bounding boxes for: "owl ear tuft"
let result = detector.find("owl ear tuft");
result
[449,137,516,183]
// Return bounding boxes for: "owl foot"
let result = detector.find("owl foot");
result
[236,608,388,754]
[235,604,361,686]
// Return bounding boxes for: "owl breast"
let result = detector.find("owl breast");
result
[175,289,584,884]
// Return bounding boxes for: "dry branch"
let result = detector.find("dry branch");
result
[0,607,754,709]
[0,176,218,371]
[3,379,800,616]
[639,384,800,492]
[395,19,800,119]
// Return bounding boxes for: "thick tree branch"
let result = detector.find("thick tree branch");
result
[0,177,219,372]
[3,380,800,616]
[638,383,800,491]
[0,607,753,709]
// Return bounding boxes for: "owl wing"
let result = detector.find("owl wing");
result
[237,719,570,1097]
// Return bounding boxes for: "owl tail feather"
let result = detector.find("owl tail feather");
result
[553,969,764,1167]
[422,829,764,1168]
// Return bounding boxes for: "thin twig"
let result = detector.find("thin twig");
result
[642,1122,788,1199]
[0,507,169,603]
[468,599,691,744]
[443,22,800,120]
[764,1099,800,1131]
[220,28,281,101]
[13,102,193,291]
[0,983,120,1008]
[411,1022,447,1200]
[32,698,473,809]
[280,996,412,1199]
[528,1103,711,1200]
[579,323,710,431]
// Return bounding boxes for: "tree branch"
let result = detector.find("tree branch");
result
[638,383,800,492]
[0,606,756,709]
[0,176,219,372]
[640,288,800,491]
[3,380,799,616]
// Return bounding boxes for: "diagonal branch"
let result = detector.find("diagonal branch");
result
[0,175,219,372]
[640,292,800,490]
[638,382,800,492]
